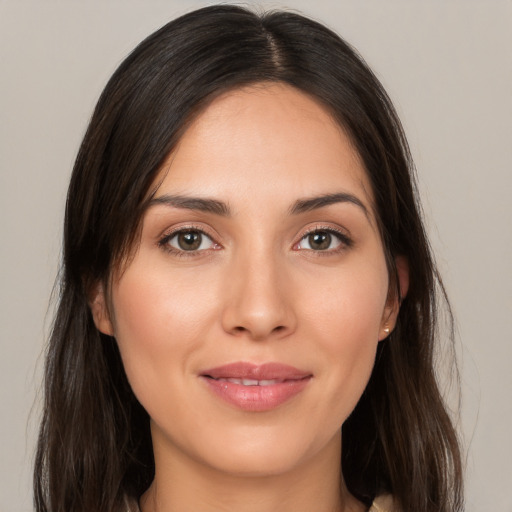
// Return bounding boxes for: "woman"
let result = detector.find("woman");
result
[34,5,463,512]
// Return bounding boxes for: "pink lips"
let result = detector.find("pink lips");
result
[200,362,312,412]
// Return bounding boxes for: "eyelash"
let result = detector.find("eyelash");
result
[157,225,220,258]
[294,226,353,255]
[157,224,353,257]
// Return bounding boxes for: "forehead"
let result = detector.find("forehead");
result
[154,83,375,212]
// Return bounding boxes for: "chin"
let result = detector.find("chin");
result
[211,448,302,477]
[188,423,340,478]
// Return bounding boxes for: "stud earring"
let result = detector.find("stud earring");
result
[383,326,390,335]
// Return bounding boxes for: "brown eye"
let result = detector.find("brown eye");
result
[177,231,202,250]
[308,232,332,250]
[165,230,215,252]
[296,229,346,252]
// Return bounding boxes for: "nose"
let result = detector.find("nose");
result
[221,248,297,341]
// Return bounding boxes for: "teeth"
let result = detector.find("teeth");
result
[217,378,242,384]
[216,378,279,386]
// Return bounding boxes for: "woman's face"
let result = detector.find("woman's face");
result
[93,83,399,477]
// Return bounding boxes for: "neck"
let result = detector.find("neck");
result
[140,429,365,512]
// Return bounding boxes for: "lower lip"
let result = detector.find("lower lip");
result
[201,377,311,412]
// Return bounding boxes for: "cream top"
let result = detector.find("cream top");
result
[369,494,396,512]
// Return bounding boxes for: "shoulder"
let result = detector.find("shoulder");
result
[369,494,398,512]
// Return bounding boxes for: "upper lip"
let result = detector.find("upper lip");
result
[200,362,312,381]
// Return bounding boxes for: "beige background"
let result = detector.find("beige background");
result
[1,1,511,511]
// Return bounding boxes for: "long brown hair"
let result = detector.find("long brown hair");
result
[34,5,463,511]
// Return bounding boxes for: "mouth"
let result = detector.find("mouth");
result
[207,377,291,386]
[200,362,312,412]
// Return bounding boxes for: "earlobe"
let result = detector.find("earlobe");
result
[379,255,409,341]
[89,282,114,336]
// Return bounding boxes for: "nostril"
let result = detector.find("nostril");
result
[230,324,286,338]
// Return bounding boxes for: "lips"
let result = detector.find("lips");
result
[200,362,312,412]
[212,377,283,386]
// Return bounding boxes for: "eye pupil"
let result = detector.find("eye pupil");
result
[309,232,331,250]
[178,231,202,250]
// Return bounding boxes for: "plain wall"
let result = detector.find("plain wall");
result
[1,1,511,510]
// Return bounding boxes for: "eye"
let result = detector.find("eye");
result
[295,228,351,252]
[160,229,218,253]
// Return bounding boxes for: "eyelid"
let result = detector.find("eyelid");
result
[157,223,222,255]
[293,224,353,251]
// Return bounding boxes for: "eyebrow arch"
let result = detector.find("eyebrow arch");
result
[148,194,231,216]
[290,192,369,217]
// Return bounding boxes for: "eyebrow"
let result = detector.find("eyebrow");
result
[148,194,231,216]
[148,191,369,219]
[289,192,369,217]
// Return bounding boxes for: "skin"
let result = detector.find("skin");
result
[91,83,405,512]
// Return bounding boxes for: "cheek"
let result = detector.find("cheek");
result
[113,264,217,343]
[110,264,220,400]
[304,258,388,344]
[302,260,388,415]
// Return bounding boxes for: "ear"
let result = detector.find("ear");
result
[379,255,409,341]
[89,281,114,336]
